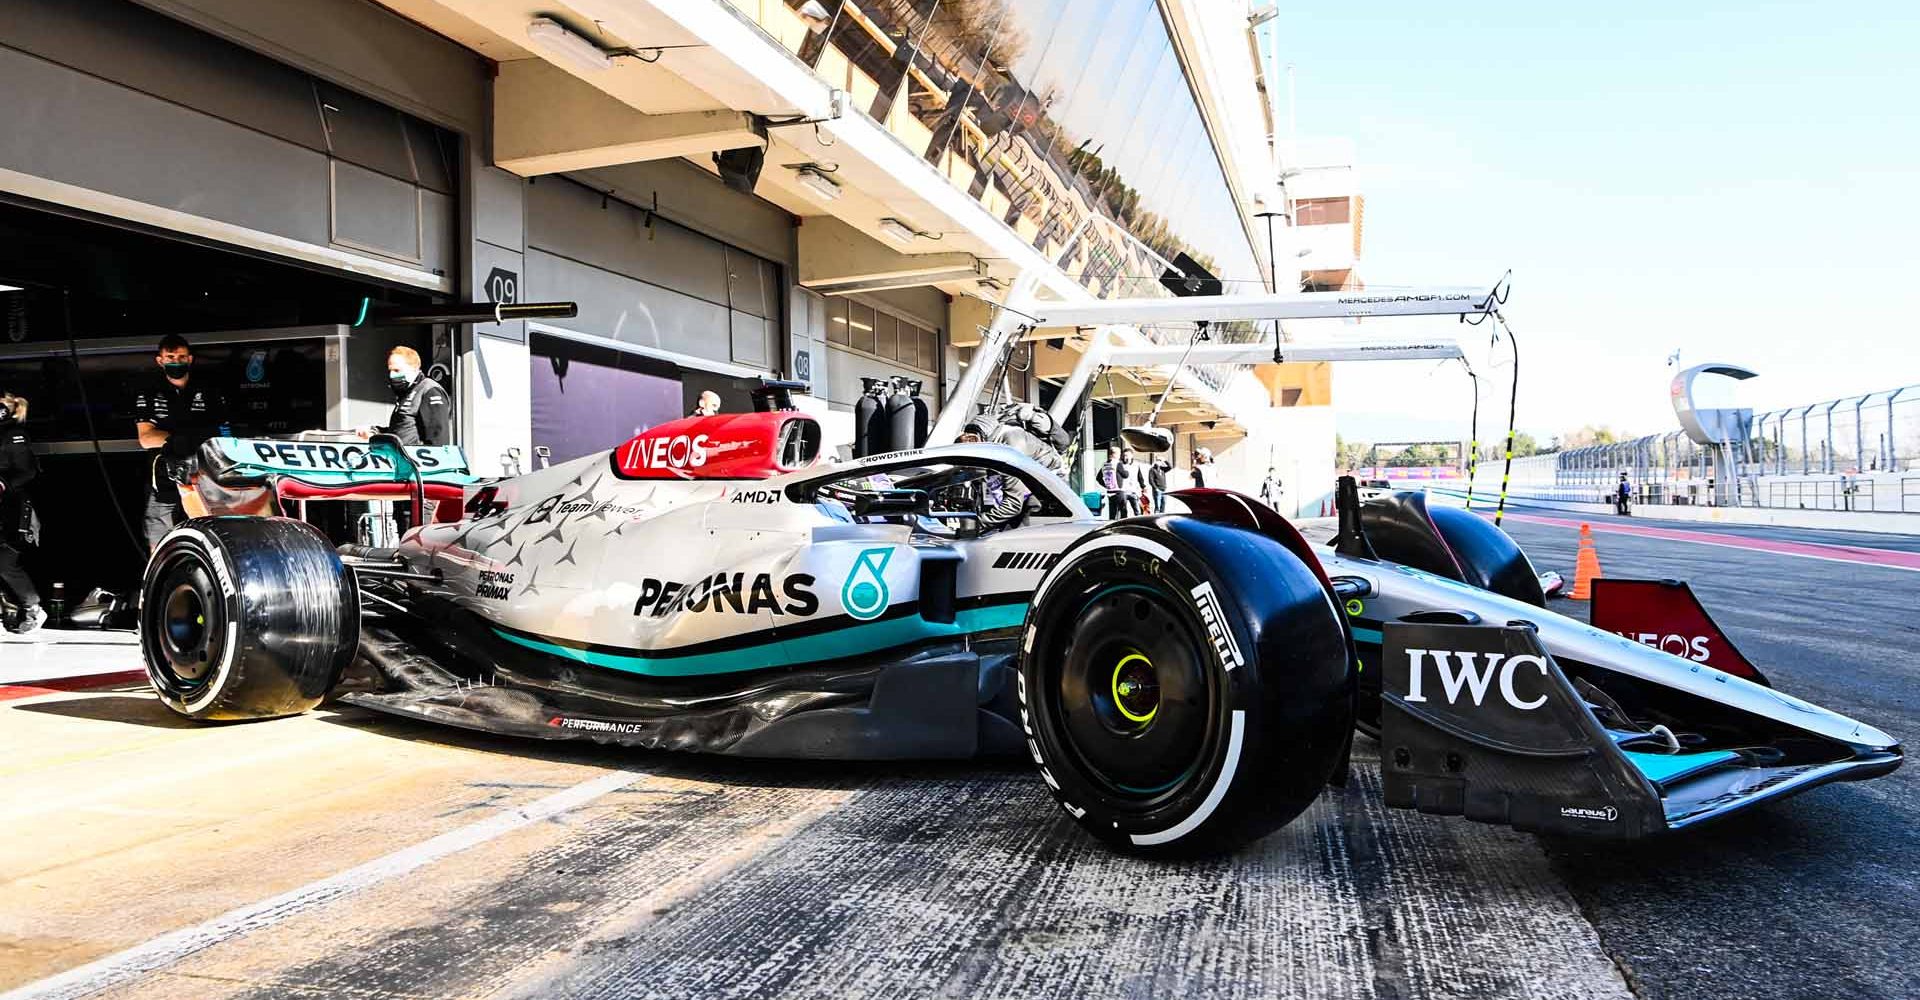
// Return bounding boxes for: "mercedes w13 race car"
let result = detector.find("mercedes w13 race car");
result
[138,406,1901,857]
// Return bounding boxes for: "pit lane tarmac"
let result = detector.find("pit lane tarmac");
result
[1,516,1911,1000]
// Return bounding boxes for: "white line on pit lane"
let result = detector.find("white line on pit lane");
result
[0,769,646,1000]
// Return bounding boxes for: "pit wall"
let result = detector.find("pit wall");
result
[1421,482,1920,536]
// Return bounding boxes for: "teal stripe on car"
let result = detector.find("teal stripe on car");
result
[1351,626,1383,645]
[494,603,1027,678]
[1624,749,1741,787]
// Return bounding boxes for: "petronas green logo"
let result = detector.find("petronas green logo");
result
[842,547,893,620]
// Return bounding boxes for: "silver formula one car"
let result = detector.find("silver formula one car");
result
[139,406,1901,857]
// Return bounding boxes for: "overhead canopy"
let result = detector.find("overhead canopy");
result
[1101,339,1464,367]
[1025,286,1501,327]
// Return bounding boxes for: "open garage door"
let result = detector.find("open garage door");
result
[0,202,440,599]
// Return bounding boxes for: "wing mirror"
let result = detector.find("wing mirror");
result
[853,489,930,519]
[1119,424,1174,453]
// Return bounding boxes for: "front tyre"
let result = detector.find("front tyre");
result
[142,517,358,721]
[1020,517,1353,857]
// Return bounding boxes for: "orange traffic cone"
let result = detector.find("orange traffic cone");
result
[1569,523,1603,600]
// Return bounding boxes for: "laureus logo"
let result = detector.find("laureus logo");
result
[842,547,894,620]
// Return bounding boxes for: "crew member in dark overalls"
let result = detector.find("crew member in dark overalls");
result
[371,346,451,446]
[1616,472,1633,516]
[0,391,43,633]
[134,335,230,550]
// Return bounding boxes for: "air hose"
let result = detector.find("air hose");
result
[1491,312,1520,527]
[1461,358,1481,511]
[62,289,149,563]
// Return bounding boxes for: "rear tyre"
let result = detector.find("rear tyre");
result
[1020,517,1353,857]
[142,517,358,721]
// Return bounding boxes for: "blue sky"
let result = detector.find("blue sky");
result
[1267,2,1920,444]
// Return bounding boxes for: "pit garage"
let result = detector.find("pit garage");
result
[0,0,461,596]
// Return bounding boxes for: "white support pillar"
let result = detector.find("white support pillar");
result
[927,271,1043,446]
[1045,327,1120,428]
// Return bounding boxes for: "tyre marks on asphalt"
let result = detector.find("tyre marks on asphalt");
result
[150,777,856,1000]
[526,761,1629,1000]
[521,769,1083,1000]
[8,694,1634,1000]
[1325,760,1628,1000]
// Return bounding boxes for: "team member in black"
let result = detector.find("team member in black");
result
[134,335,230,551]
[368,346,450,446]
[0,391,44,633]
[1148,456,1170,514]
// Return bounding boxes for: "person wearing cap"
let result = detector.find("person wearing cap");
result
[1190,447,1213,489]
[1615,471,1632,516]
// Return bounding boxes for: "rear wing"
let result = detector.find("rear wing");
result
[193,437,479,522]
[202,437,476,491]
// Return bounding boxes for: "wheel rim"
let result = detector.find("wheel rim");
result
[1055,584,1214,799]
[146,555,222,692]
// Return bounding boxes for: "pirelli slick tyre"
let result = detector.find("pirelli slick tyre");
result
[141,517,358,721]
[1019,517,1353,857]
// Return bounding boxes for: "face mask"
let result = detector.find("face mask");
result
[162,362,191,379]
[389,372,415,393]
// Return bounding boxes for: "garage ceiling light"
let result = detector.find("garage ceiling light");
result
[528,18,613,73]
[877,218,919,246]
[0,283,21,293]
[794,166,842,202]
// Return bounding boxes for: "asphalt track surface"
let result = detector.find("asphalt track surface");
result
[1496,513,1919,1000]
[1,513,1912,1000]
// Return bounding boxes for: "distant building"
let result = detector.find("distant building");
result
[1279,137,1364,293]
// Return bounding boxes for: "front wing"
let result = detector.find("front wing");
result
[1379,622,1900,837]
